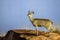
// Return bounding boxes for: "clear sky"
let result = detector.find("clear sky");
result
[0,0,60,34]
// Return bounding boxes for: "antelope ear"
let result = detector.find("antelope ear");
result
[27,13,28,16]
[28,10,30,13]
[32,11,34,14]
[27,11,30,16]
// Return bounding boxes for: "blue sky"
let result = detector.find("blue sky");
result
[0,0,60,33]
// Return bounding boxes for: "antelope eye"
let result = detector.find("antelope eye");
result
[29,15,30,16]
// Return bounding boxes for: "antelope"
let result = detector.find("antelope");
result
[27,11,53,36]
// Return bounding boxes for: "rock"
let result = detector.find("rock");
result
[1,29,60,40]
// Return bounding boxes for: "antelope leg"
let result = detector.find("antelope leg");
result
[35,26,38,36]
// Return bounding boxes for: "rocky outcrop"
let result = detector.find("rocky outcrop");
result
[0,29,60,40]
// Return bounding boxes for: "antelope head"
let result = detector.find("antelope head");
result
[27,10,34,17]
